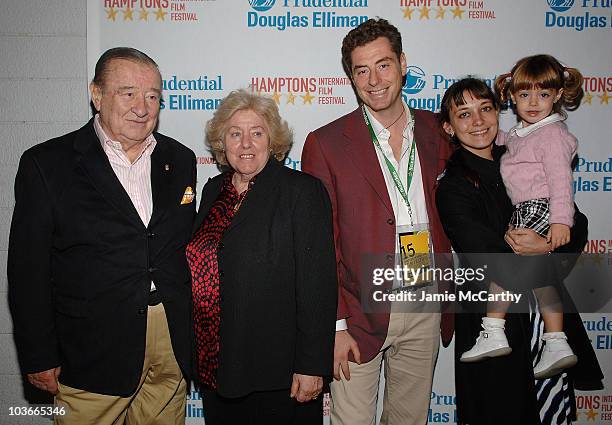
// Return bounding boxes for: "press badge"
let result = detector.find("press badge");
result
[397,223,434,289]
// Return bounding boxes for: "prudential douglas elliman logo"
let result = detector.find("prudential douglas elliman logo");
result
[547,0,575,12]
[249,0,276,12]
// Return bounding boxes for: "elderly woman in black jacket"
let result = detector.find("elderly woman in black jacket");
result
[435,78,602,425]
[187,89,337,425]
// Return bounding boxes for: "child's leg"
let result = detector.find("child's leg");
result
[486,281,512,319]
[459,281,513,362]
[532,286,577,379]
[533,285,563,332]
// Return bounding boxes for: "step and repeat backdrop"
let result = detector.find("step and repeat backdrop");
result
[88,0,611,423]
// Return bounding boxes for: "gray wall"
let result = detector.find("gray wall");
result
[0,1,87,423]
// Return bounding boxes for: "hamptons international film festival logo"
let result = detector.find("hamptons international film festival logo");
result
[584,237,612,256]
[399,0,497,22]
[581,236,612,268]
[102,0,212,23]
[575,392,612,422]
[545,0,612,31]
[401,65,498,112]
[247,0,370,31]
[582,74,612,107]
[249,74,351,171]
[250,74,352,106]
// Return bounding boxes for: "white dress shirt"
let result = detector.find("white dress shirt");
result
[337,102,430,331]
[94,114,157,291]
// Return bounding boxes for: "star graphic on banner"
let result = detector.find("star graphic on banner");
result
[583,92,593,104]
[301,91,315,104]
[271,91,281,105]
[419,6,431,19]
[123,7,134,21]
[436,7,446,19]
[155,8,167,21]
[286,92,296,105]
[403,7,414,20]
[451,6,465,18]
[106,7,118,21]
[139,8,149,21]
[599,91,610,105]
[586,408,597,421]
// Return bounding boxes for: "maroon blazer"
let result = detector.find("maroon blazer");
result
[302,107,454,363]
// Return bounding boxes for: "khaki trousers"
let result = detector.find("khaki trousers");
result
[330,312,440,425]
[55,304,186,425]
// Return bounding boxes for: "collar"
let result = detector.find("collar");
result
[511,113,564,138]
[363,101,415,141]
[94,114,157,159]
[453,146,504,183]
[222,170,257,198]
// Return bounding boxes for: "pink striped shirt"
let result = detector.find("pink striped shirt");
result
[93,114,156,227]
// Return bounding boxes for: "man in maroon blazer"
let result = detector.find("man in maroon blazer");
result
[301,18,453,424]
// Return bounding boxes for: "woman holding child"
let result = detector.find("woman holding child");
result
[436,76,602,425]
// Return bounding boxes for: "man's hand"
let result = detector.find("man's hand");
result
[505,228,550,255]
[548,223,570,250]
[290,374,323,403]
[333,330,361,381]
[27,367,61,395]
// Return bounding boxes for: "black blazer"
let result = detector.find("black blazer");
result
[193,159,337,398]
[8,119,196,396]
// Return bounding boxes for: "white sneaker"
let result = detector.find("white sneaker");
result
[460,319,512,362]
[534,332,578,379]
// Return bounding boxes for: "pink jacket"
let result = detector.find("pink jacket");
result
[497,113,576,227]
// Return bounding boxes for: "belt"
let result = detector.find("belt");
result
[148,290,162,306]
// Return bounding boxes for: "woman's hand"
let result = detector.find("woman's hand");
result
[505,228,550,255]
[290,373,323,403]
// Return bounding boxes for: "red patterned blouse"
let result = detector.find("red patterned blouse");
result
[186,172,253,389]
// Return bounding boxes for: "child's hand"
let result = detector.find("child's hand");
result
[547,223,570,250]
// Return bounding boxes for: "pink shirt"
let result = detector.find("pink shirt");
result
[497,113,576,227]
[93,114,156,227]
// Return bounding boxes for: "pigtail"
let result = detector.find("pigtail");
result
[494,72,512,107]
[561,67,584,111]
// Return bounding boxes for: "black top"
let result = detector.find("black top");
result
[193,159,337,398]
[437,146,550,294]
[438,146,512,252]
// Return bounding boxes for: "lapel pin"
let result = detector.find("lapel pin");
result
[164,164,170,171]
